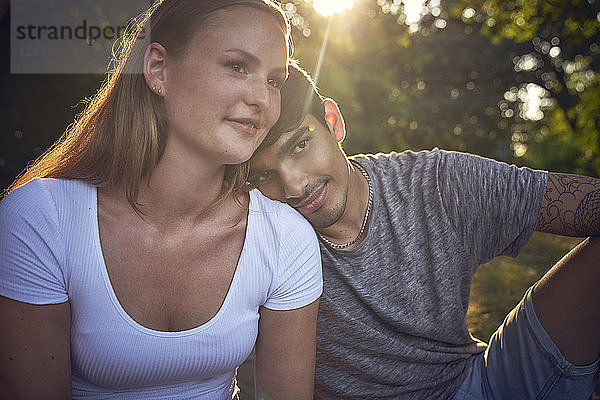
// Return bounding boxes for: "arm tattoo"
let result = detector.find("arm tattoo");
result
[537,174,600,236]
[574,190,600,234]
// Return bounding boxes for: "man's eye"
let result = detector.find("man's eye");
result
[244,170,273,190]
[227,61,247,74]
[292,140,308,155]
[268,76,285,89]
[257,170,272,182]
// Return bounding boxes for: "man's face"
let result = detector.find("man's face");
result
[248,113,350,229]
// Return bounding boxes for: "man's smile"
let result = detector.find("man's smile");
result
[294,182,328,215]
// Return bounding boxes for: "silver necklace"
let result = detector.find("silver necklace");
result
[319,160,373,249]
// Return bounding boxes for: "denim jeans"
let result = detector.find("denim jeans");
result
[454,286,599,400]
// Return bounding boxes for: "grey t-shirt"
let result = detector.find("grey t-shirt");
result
[315,149,547,399]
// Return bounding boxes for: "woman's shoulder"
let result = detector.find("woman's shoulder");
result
[247,191,322,310]
[5,177,92,198]
[249,189,312,225]
[1,178,95,220]
[248,189,317,243]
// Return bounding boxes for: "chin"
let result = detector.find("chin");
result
[308,205,345,230]
[225,139,263,165]
[224,150,255,166]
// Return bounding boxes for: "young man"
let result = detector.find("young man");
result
[246,64,600,400]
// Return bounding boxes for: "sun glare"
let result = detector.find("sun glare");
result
[312,0,354,17]
[403,0,427,24]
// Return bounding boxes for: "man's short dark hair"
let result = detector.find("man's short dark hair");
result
[258,62,326,151]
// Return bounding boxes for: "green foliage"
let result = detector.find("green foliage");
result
[287,1,518,160]
[280,0,600,176]
[451,0,600,174]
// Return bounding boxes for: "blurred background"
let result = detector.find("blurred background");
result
[2,0,599,191]
[1,0,599,397]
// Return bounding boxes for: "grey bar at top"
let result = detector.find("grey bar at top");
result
[11,0,150,74]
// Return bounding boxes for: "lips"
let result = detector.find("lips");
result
[226,117,260,135]
[296,183,328,215]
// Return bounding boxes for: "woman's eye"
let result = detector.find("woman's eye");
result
[292,140,308,155]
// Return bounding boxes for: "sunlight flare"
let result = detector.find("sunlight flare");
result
[312,0,354,17]
[403,0,427,24]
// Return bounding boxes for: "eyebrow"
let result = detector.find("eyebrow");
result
[224,49,287,76]
[276,125,310,159]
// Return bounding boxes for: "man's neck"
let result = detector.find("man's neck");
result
[318,161,371,249]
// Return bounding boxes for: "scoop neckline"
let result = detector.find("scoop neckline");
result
[91,186,255,337]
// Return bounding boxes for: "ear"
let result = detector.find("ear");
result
[143,42,168,96]
[323,98,346,143]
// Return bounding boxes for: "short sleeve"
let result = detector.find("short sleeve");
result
[0,179,68,304]
[437,150,548,263]
[263,208,323,311]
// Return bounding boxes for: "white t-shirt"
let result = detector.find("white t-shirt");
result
[0,178,322,399]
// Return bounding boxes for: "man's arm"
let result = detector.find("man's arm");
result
[536,172,600,236]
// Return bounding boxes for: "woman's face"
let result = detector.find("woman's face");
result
[161,6,288,167]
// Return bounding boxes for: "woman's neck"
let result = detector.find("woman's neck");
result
[131,149,233,226]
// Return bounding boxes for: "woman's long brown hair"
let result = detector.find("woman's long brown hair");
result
[5,0,291,211]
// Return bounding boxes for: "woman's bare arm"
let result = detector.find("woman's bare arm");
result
[0,296,71,400]
[254,299,319,400]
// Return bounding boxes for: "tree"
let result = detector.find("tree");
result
[283,0,600,175]
[450,0,600,174]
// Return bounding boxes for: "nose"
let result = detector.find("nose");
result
[280,167,309,200]
[244,75,271,110]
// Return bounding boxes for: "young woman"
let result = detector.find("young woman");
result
[0,1,322,399]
